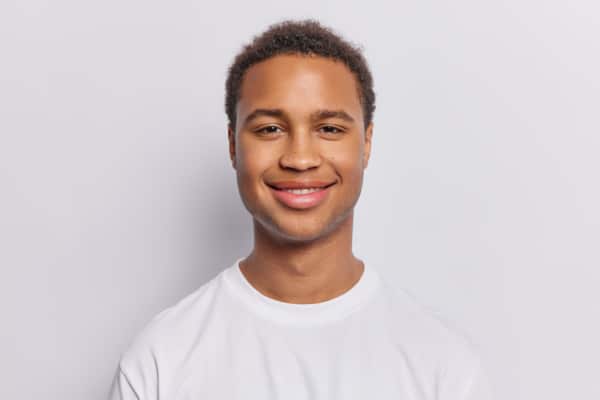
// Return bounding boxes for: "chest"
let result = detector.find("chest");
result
[165,317,434,400]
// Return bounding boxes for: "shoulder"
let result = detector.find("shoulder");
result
[116,268,227,395]
[379,282,477,349]
[377,281,488,397]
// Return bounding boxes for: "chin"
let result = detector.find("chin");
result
[281,227,328,243]
[255,214,329,244]
[251,200,353,243]
[276,221,328,242]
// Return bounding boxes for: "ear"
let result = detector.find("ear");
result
[363,122,374,169]
[227,125,236,170]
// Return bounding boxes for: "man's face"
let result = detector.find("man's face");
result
[228,54,373,243]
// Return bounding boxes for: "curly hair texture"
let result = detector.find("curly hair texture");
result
[225,19,376,131]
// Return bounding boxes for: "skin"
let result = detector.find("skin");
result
[227,53,373,304]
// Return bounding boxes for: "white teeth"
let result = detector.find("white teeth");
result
[283,188,323,194]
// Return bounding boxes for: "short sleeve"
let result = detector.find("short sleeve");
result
[108,367,140,400]
[434,330,494,400]
[109,318,163,400]
[463,363,494,400]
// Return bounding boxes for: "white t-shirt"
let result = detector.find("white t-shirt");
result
[109,257,493,400]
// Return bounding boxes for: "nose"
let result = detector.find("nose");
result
[279,130,321,171]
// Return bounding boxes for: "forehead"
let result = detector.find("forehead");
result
[237,54,362,120]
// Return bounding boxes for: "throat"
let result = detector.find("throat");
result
[239,256,364,304]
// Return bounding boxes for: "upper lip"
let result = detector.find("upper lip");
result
[267,180,337,190]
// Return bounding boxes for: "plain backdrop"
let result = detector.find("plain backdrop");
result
[1,1,598,399]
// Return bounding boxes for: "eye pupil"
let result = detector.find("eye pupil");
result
[258,125,342,135]
[259,126,280,134]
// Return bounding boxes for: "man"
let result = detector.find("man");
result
[109,19,493,399]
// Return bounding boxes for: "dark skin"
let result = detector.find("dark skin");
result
[227,54,373,304]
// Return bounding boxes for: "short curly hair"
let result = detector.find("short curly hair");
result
[225,19,376,131]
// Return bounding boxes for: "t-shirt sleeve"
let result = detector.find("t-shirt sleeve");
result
[462,363,494,400]
[108,367,140,400]
[109,314,167,400]
[434,329,494,400]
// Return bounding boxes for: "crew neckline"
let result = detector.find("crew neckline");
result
[222,256,381,325]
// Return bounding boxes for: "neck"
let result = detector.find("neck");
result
[239,212,364,304]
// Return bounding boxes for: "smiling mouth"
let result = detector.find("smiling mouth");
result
[266,181,337,209]
[267,182,336,193]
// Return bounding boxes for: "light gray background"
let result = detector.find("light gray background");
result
[1,1,598,399]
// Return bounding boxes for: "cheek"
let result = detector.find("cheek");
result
[324,140,365,179]
[236,140,277,191]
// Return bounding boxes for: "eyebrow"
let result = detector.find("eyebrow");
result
[242,108,356,126]
[310,109,355,123]
[242,108,285,126]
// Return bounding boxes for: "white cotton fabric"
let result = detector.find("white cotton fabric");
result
[109,257,493,400]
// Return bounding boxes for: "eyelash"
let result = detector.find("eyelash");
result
[256,125,344,135]
[256,125,282,135]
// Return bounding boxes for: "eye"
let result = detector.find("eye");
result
[319,125,344,134]
[256,125,283,135]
